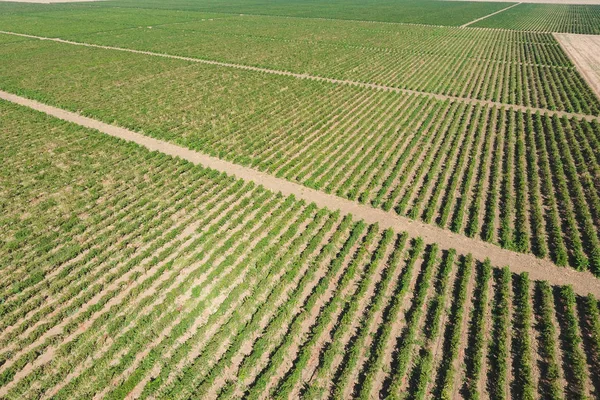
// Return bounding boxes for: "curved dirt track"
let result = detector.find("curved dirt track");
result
[2,90,599,297]
[0,30,598,122]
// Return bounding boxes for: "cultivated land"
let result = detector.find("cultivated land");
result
[2,32,600,273]
[1,0,599,399]
[472,3,600,33]
[1,101,600,399]
[452,0,600,4]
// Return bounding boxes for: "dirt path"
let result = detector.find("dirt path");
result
[554,33,600,102]
[3,90,599,297]
[460,3,522,28]
[0,30,597,122]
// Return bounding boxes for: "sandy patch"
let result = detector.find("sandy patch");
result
[555,33,600,100]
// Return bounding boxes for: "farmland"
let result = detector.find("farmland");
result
[0,9,598,112]
[1,0,600,398]
[472,3,600,34]
[0,101,598,399]
[1,34,600,273]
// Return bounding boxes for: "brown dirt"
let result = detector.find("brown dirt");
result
[554,34,600,102]
[1,90,599,298]
[0,30,597,121]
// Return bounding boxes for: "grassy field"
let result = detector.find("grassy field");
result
[1,0,600,398]
[1,101,599,399]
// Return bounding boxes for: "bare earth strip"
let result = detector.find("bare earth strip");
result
[554,33,600,102]
[0,30,597,121]
[460,3,522,28]
[2,90,599,297]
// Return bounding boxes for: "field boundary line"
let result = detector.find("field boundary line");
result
[460,2,522,28]
[2,89,599,297]
[0,30,597,121]
[554,33,600,102]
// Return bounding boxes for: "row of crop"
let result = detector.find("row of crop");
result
[510,273,535,399]
[397,250,456,400]
[64,191,306,399]
[218,220,368,399]
[514,114,532,247]
[397,102,470,216]
[556,286,590,399]
[487,267,511,400]
[119,205,337,400]
[382,243,439,398]
[548,115,600,274]
[382,102,464,213]
[56,191,303,398]
[4,180,286,398]
[460,259,492,399]
[481,109,505,244]
[241,224,379,399]
[0,164,223,340]
[499,111,516,250]
[473,4,600,34]
[433,254,473,399]
[202,214,357,399]
[354,237,424,399]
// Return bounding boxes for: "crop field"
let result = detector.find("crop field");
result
[472,3,600,34]
[1,36,600,273]
[0,7,599,112]
[0,101,599,399]
[1,0,599,398]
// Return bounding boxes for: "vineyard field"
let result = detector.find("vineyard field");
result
[1,38,600,273]
[0,8,599,113]
[1,101,599,399]
[1,0,600,397]
[472,3,600,34]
